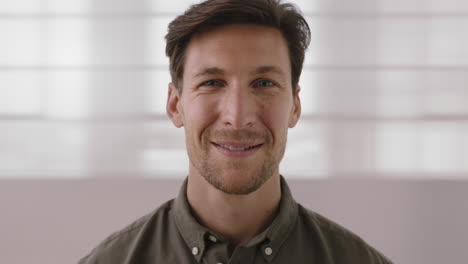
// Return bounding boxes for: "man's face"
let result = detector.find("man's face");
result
[167,24,301,195]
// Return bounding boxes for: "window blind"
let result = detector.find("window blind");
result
[1,0,467,178]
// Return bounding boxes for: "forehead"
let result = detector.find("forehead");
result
[183,24,291,78]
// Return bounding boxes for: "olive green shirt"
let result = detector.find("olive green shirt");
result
[79,177,393,264]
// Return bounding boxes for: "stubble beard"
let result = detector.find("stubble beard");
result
[187,128,287,195]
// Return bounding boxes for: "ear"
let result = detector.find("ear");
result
[288,85,301,128]
[166,83,184,128]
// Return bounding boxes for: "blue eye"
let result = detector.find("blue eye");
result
[202,80,224,87]
[255,79,275,87]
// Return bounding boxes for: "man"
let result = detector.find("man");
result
[79,0,393,263]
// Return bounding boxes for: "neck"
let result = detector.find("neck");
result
[187,172,282,246]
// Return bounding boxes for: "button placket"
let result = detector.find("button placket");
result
[192,247,199,256]
[264,247,273,256]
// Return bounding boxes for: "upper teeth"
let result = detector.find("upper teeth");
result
[219,144,256,151]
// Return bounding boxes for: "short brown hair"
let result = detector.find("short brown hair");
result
[165,0,311,94]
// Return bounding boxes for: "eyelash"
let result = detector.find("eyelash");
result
[253,79,275,88]
[201,80,224,87]
[199,79,276,88]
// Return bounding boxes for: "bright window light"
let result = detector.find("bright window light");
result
[0,72,42,115]
[44,72,90,119]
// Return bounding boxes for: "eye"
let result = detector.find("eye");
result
[201,79,224,87]
[254,79,275,88]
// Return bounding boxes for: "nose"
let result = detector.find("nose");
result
[220,82,257,128]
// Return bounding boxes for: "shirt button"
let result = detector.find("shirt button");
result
[209,235,217,242]
[192,247,199,255]
[264,247,273,256]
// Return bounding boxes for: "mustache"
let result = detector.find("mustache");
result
[205,129,269,142]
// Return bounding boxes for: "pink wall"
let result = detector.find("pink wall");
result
[1,178,467,264]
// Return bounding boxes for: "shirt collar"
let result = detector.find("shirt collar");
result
[172,175,298,263]
[172,178,209,262]
[259,175,298,262]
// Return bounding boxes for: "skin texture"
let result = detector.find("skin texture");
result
[166,24,301,245]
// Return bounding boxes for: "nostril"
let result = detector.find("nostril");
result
[223,120,254,128]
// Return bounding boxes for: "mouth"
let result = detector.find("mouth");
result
[211,142,263,157]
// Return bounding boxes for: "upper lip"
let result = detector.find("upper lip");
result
[212,141,263,148]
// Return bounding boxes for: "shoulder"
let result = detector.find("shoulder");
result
[296,203,393,264]
[78,199,175,264]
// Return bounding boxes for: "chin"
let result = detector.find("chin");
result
[203,168,272,195]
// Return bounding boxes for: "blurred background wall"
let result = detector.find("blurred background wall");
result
[1,0,467,263]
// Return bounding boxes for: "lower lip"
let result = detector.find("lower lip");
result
[213,143,263,158]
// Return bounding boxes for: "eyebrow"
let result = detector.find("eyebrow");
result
[192,65,286,79]
[192,67,225,79]
[251,65,286,77]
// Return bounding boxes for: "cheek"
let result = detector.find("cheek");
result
[182,97,218,135]
[262,102,292,138]
[266,97,293,122]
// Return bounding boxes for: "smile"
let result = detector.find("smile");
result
[211,142,263,157]
[217,144,261,151]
